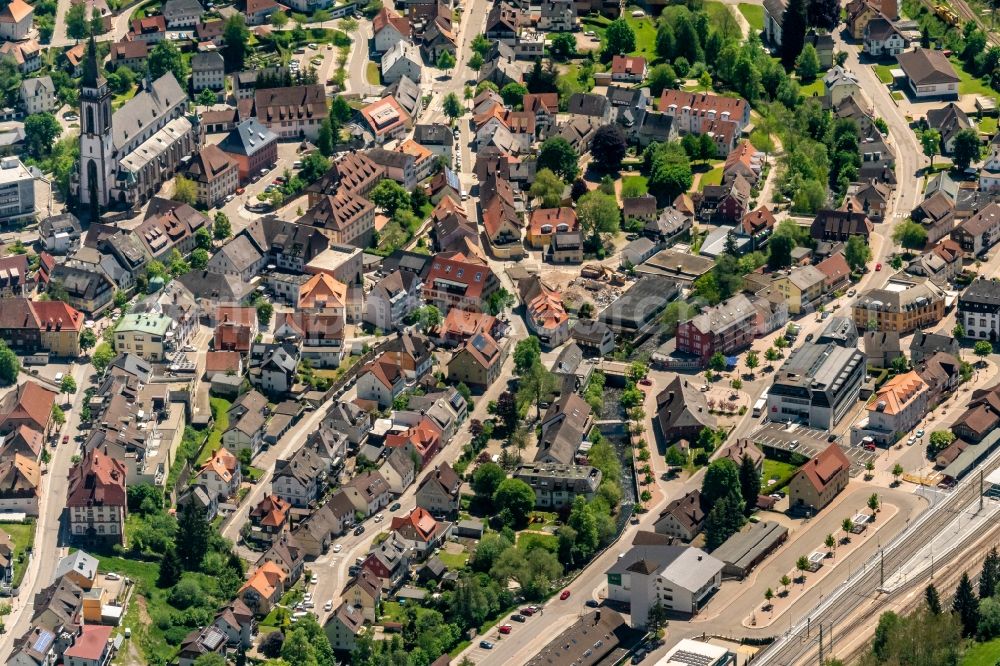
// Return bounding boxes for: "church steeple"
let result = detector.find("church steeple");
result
[82,36,103,89]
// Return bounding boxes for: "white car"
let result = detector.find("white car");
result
[333,544,342,553]
[311,574,318,584]
[324,600,333,611]
[374,514,384,523]
[182,344,195,352]
[105,572,120,581]
[584,30,596,37]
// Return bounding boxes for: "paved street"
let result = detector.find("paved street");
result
[0,361,91,656]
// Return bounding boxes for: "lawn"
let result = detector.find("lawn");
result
[623,7,658,60]
[100,555,173,666]
[517,531,558,554]
[980,117,998,135]
[366,62,381,86]
[962,638,1000,666]
[1,521,35,587]
[738,3,765,31]
[621,174,649,197]
[196,397,231,466]
[438,549,469,570]
[698,166,724,191]
[799,78,824,98]
[760,458,801,493]
[873,64,895,85]
[951,57,996,96]
[381,600,406,622]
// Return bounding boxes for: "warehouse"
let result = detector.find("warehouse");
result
[711,521,789,579]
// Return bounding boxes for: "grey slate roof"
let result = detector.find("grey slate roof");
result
[217,119,278,158]
[112,72,186,152]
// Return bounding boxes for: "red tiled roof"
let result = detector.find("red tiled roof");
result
[67,448,127,508]
[795,444,849,494]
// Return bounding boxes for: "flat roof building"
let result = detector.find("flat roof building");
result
[767,341,865,430]
[514,463,602,509]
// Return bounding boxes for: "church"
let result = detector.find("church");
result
[73,38,201,212]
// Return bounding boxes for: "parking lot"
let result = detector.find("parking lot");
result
[750,422,878,476]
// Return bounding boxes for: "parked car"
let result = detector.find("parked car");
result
[480,640,494,649]
[324,600,333,611]
[916,429,925,437]
[560,590,571,600]
[498,624,512,635]
[875,263,882,271]
[585,600,600,608]
[61,435,69,444]
[333,544,342,553]
[390,502,401,511]
[354,525,365,536]
[520,607,535,616]
[511,614,526,622]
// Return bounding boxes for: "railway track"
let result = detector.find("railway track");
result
[755,454,1000,665]
[921,0,1000,46]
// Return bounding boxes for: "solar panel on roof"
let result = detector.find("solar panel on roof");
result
[670,649,716,666]
[32,629,54,653]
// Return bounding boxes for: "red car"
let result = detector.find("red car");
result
[498,624,512,635]
[560,590,571,600]
[520,607,534,616]
[236,187,245,195]
[639,378,652,386]
[875,263,882,271]
[61,435,69,444]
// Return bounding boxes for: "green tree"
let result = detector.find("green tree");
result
[701,458,744,509]
[471,532,513,572]
[708,352,727,372]
[471,34,491,57]
[745,350,760,376]
[316,119,335,156]
[60,374,77,395]
[196,88,218,106]
[51,404,65,426]
[529,168,566,208]
[157,545,182,587]
[590,124,627,173]
[537,137,580,181]
[468,52,484,70]
[844,235,872,271]
[472,462,506,501]
[500,82,529,107]
[892,220,928,250]
[928,430,956,455]
[738,454,760,516]
[920,129,941,167]
[647,63,677,96]
[148,40,188,83]
[645,141,692,202]
[91,342,114,374]
[954,572,980,636]
[256,301,274,327]
[193,654,228,666]
[190,248,209,269]
[952,128,982,170]
[567,496,599,560]
[577,190,620,246]
[891,463,904,483]
[954,322,965,338]
[550,32,576,59]
[925,584,942,614]
[443,92,463,119]
[516,361,558,419]
[79,328,97,353]
[604,18,636,57]
[23,113,62,159]
[172,175,197,205]
[795,43,821,82]
[781,0,808,67]
[194,227,212,251]
[0,341,18,384]
[370,180,410,216]
[704,495,744,550]
[492,478,536,528]
[513,336,542,375]
[222,15,251,72]
[767,233,795,270]
[975,340,993,363]
[177,501,211,570]
[982,547,1000,600]
[436,49,456,72]
[485,288,514,316]
[213,212,232,240]
[66,2,90,38]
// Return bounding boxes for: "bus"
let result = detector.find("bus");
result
[752,390,769,418]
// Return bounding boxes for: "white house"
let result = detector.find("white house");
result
[20,76,56,115]
[364,270,423,332]
[373,6,410,54]
[191,52,225,93]
[382,40,422,85]
[162,0,204,27]
[356,356,406,408]
[223,410,266,457]
[982,135,1000,191]
[864,18,906,57]
[195,447,241,501]
[273,447,325,508]
[897,48,960,98]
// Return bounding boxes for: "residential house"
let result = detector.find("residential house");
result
[326,401,371,447]
[854,371,929,445]
[527,207,578,249]
[926,102,975,155]
[414,462,461,516]
[251,85,327,140]
[0,0,32,41]
[343,471,391,517]
[364,270,423,332]
[810,207,874,242]
[535,392,593,465]
[611,55,647,83]
[238,561,287,616]
[653,489,705,541]
[897,47,960,98]
[249,494,291,541]
[853,276,946,334]
[257,535,305,585]
[19,76,55,115]
[362,535,409,591]
[184,144,238,208]
[373,6,411,53]
[522,278,569,349]
[326,602,367,653]
[381,40,422,84]
[63,624,115,666]
[538,0,575,30]
[67,448,127,544]
[422,253,500,314]
[112,312,174,362]
[570,319,615,357]
[788,443,850,513]
[342,569,382,622]
[958,277,1000,341]
[911,331,960,364]
[195,447,241,501]
[0,454,40,515]
[655,375,717,444]
[379,447,417,495]
[273,446,326,508]
[389,507,449,559]
[447,332,506,390]
[773,265,827,315]
[863,17,905,56]
[356,356,406,408]
[217,119,278,183]
[514,463,602,509]
[951,203,1000,255]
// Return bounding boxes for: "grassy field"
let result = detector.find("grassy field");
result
[873,64,895,85]
[580,9,657,60]
[738,3,765,31]
[381,600,406,622]
[799,78,824,98]
[366,62,381,86]
[2,521,35,587]
[438,549,469,570]
[196,397,231,466]
[698,166,724,190]
[951,58,996,96]
[101,555,171,666]
[761,458,801,493]
[621,174,650,197]
[962,638,1000,665]
[517,531,558,554]
[980,117,998,135]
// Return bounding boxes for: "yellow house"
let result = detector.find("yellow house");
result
[527,207,579,249]
[772,265,826,315]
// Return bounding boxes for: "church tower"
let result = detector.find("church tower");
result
[78,36,115,216]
